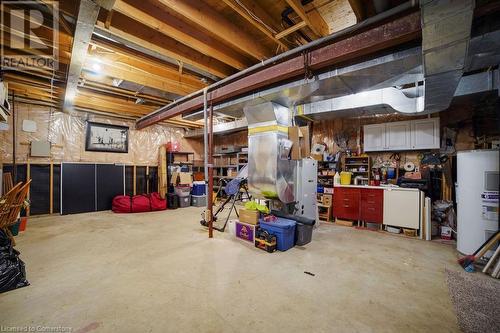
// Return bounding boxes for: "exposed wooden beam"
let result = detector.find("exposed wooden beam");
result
[285,0,328,38]
[114,0,251,70]
[347,0,366,22]
[275,21,307,40]
[136,11,422,128]
[157,0,273,60]
[220,0,289,51]
[82,59,199,96]
[95,13,234,78]
[63,0,107,111]
[90,37,204,83]
[80,80,171,105]
[92,25,219,82]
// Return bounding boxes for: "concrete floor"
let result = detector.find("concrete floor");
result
[0,207,460,332]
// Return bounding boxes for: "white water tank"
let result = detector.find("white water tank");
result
[456,150,499,254]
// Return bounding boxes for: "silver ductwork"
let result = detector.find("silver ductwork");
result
[298,86,425,117]
[244,102,296,203]
[421,0,475,113]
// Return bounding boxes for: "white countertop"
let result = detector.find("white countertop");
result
[334,185,420,192]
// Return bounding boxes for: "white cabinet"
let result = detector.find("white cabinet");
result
[386,121,411,150]
[363,124,386,151]
[411,118,440,149]
[383,189,421,229]
[363,118,440,152]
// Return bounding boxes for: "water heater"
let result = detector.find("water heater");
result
[456,150,499,254]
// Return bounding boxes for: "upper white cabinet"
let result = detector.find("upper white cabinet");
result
[364,118,440,152]
[364,124,386,151]
[411,118,440,149]
[386,121,412,150]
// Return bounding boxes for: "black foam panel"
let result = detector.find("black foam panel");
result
[61,163,96,215]
[96,164,124,211]
[53,164,61,214]
[148,167,158,193]
[136,166,147,195]
[29,164,50,215]
[125,166,134,196]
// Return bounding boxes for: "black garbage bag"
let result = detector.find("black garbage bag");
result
[0,229,29,294]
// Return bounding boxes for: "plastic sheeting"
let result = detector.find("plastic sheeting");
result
[0,102,201,165]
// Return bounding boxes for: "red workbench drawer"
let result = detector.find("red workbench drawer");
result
[333,187,360,220]
[360,189,383,223]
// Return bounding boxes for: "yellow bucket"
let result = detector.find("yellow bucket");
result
[340,172,352,185]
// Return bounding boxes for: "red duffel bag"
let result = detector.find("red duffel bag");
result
[112,195,132,213]
[150,192,167,211]
[112,192,167,213]
[131,195,151,213]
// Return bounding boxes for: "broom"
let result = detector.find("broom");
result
[458,231,500,269]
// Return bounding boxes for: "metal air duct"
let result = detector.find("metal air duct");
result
[243,102,296,203]
[421,0,475,113]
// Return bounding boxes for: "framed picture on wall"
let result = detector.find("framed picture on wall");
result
[85,122,129,153]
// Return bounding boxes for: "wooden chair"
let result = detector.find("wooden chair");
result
[0,180,31,246]
[2,172,13,195]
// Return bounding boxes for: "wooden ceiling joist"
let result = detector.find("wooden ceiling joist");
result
[95,14,234,78]
[220,0,289,51]
[82,59,201,96]
[113,0,252,70]
[157,0,273,61]
[284,0,329,38]
[89,39,206,88]
[275,21,308,40]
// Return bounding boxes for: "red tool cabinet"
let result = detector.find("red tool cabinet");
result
[333,187,383,223]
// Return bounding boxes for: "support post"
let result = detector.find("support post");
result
[133,165,137,195]
[146,165,149,193]
[26,159,30,216]
[203,88,208,181]
[12,93,16,183]
[208,100,214,238]
[49,161,54,214]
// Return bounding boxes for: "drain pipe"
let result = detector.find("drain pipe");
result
[137,0,419,126]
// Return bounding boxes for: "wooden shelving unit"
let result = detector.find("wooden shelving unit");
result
[166,151,194,193]
[317,160,338,187]
[213,150,247,178]
[343,156,371,184]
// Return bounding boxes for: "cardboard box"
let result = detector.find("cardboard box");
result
[170,171,193,185]
[288,126,311,160]
[235,221,256,243]
[299,126,310,159]
[238,208,259,225]
[311,153,323,161]
[289,126,301,160]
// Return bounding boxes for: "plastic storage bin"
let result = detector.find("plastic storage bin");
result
[191,195,207,207]
[167,193,179,209]
[179,195,191,208]
[259,218,296,251]
[192,181,206,196]
[295,223,313,246]
[175,185,191,197]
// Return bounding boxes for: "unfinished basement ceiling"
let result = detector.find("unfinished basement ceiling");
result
[1,0,381,128]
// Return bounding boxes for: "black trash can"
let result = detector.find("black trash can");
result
[167,193,179,209]
[295,223,314,246]
[271,210,315,246]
